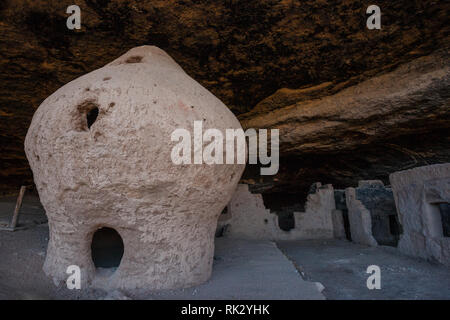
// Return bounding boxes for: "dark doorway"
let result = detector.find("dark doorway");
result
[342,209,352,241]
[439,203,450,237]
[91,227,124,268]
[278,212,295,231]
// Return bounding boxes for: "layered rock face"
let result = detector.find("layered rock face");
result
[1,0,449,195]
[241,49,450,195]
[241,51,450,155]
[24,46,244,289]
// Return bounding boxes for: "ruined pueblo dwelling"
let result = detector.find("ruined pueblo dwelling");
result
[0,0,449,300]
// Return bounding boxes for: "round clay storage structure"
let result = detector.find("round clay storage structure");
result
[24,46,245,290]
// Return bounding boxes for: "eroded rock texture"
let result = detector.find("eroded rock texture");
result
[1,0,449,195]
[241,50,450,196]
[24,46,244,289]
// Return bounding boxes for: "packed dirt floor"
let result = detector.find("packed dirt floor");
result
[0,194,449,300]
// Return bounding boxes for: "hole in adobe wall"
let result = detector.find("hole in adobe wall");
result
[91,227,124,269]
[76,100,100,131]
[125,55,143,63]
[439,203,450,237]
[427,202,448,238]
[86,107,99,129]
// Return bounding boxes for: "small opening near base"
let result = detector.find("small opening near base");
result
[91,227,124,269]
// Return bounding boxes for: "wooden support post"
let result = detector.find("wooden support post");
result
[9,186,26,230]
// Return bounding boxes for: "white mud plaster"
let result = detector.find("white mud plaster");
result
[24,46,245,290]
[345,188,378,247]
[390,164,450,266]
[219,183,335,240]
[217,184,274,239]
[348,180,399,246]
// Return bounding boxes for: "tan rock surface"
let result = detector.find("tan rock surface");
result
[240,50,450,155]
[240,49,450,194]
[1,0,450,194]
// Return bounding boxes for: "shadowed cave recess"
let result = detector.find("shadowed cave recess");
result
[0,1,449,247]
[0,0,449,200]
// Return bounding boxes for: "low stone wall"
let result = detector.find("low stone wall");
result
[390,164,450,266]
[221,165,450,267]
[345,187,378,247]
[218,183,335,240]
[217,184,274,240]
[334,180,399,247]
